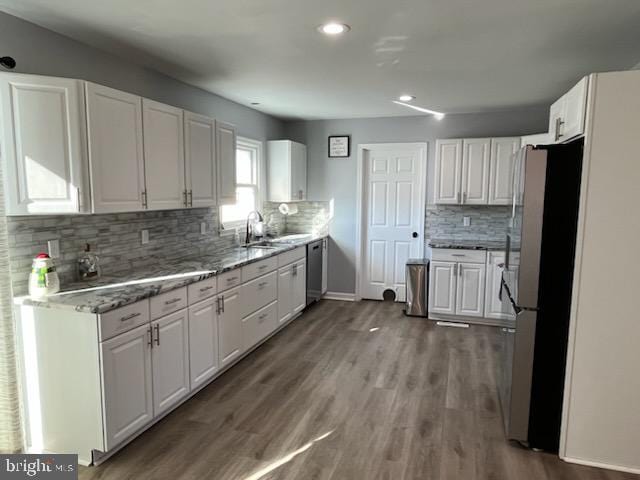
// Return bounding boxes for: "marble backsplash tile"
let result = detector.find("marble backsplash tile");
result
[263,201,331,237]
[6,208,235,295]
[425,204,510,241]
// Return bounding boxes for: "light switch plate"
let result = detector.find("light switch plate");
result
[201,222,207,235]
[141,230,149,244]
[47,239,60,258]
[463,216,471,227]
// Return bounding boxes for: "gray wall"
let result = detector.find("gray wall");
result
[0,11,284,142]
[284,108,549,294]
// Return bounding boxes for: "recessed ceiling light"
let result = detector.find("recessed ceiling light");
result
[398,95,415,102]
[392,101,445,120]
[318,23,350,35]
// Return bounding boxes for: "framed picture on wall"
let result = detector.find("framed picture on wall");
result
[328,135,350,158]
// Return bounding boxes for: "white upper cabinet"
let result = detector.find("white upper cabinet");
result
[142,99,186,210]
[184,111,216,208]
[267,140,308,202]
[488,137,521,205]
[216,120,237,205]
[0,74,88,215]
[521,132,550,147]
[86,83,146,213]
[461,138,490,204]
[434,139,463,204]
[549,77,588,144]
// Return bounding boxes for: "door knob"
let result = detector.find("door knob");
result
[412,232,418,238]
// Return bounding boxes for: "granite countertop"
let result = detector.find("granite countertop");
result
[428,238,506,251]
[14,234,326,314]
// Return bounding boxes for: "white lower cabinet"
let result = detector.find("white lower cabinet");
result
[100,323,153,450]
[293,259,307,315]
[455,263,486,317]
[151,309,190,417]
[428,261,457,315]
[218,286,244,367]
[188,297,219,391]
[278,259,307,324]
[243,301,278,350]
[485,252,515,321]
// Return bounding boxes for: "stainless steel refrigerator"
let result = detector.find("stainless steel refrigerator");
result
[499,139,583,451]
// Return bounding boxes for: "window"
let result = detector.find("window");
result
[220,137,262,228]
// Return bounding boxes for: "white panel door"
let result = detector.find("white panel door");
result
[0,74,88,214]
[277,264,294,325]
[290,142,307,200]
[218,287,243,367]
[100,323,153,450]
[488,137,521,205]
[188,297,219,391]
[151,310,190,416]
[428,261,457,315]
[142,99,185,210]
[292,259,307,315]
[184,111,216,208]
[461,138,490,204]
[455,263,486,317]
[485,253,514,320]
[86,82,146,213]
[362,144,426,301]
[434,139,462,204]
[216,120,237,205]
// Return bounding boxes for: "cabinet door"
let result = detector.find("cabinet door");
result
[86,83,146,213]
[485,253,514,320]
[292,259,307,315]
[562,77,588,142]
[143,99,185,210]
[455,263,486,317]
[0,74,88,214]
[290,142,307,201]
[218,287,243,366]
[488,137,521,205]
[434,139,462,204]
[151,310,190,416]
[216,120,237,205]
[100,323,153,450]
[277,264,293,324]
[188,297,219,391]
[428,261,457,315]
[548,96,565,144]
[461,138,490,204]
[184,111,216,208]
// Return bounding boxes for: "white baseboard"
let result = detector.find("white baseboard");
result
[323,291,356,302]
[561,456,640,475]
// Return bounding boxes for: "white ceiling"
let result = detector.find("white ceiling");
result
[1,0,640,120]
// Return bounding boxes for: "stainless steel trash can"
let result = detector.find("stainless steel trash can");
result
[405,258,429,317]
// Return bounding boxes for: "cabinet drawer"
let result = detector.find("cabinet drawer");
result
[150,287,187,320]
[241,271,278,318]
[431,248,487,264]
[99,300,150,341]
[242,300,277,351]
[242,257,278,283]
[217,268,241,292]
[188,276,217,304]
[277,246,306,268]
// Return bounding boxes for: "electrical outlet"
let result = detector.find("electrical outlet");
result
[141,230,149,244]
[47,239,60,258]
[201,222,207,235]
[463,216,471,227]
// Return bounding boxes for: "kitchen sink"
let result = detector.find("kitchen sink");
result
[241,241,280,249]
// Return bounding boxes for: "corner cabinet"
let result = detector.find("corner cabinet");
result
[0,73,89,214]
[549,76,588,144]
[216,120,237,205]
[86,82,146,213]
[267,140,307,202]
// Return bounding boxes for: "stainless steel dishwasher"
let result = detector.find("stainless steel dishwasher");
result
[306,239,323,305]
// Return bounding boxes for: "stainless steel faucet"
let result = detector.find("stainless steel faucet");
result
[245,210,264,245]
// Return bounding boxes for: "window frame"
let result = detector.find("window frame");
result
[219,136,264,232]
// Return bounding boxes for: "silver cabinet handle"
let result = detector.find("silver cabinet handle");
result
[183,190,188,207]
[220,295,225,313]
[258,265,268,270]
[462,192,467,204]
[199,285,214,292]
[258,281,268,288]
[77,188,82,210]
[147,327,153,347]
[120,312,141,322]
[453,264,457,276]
[215,297,221,314]
[292,264,298,276]
[227,276,238,282]
[165,298,182,305]
[451,254,465,257]
[141,190,148,208]
[154,324,160,346]
[555,117,565,141]
[188,190,193,207]
[258,313,268,322]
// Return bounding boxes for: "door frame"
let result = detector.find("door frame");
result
[355,142,428,301]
